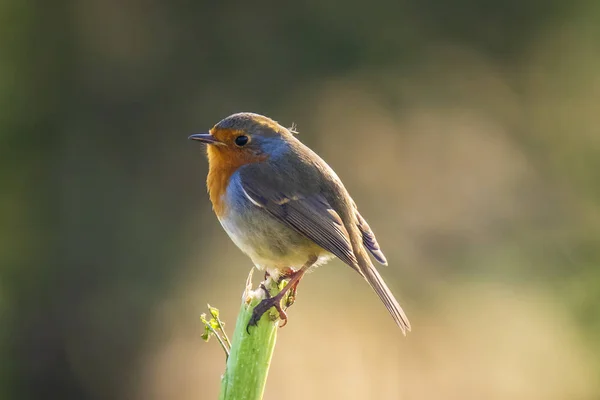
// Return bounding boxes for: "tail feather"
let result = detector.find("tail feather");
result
[361,261,411,335]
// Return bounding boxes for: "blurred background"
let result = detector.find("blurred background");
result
[1,0,600,399]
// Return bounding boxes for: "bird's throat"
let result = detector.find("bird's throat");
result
[206,145,266,217]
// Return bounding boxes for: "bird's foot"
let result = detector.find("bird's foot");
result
[276,268,303,308]
[247,293,288,333]
[258,283,270,298]
[247,258,315,333]
[276,267,296,284]
[285,280,301,308]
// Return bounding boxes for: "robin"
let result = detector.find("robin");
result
[189,112,411,334]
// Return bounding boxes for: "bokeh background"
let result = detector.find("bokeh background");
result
[2,0,600,399]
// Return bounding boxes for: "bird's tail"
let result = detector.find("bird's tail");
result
[360,258,411,335]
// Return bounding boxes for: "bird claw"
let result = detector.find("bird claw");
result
[246,260,314,334]
[259,283,271,298]
[285,284,298,308]
[275,268,300,308]
[246,296,287,333]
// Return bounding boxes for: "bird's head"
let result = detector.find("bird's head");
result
[189,112,292,168]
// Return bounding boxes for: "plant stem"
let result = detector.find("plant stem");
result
[206,321,231,359]
[218,270,282,400]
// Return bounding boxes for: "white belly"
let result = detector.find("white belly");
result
[218,208,333,278]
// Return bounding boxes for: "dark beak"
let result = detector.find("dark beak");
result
[188,133,224,145]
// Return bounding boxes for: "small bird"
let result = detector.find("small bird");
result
[190,112,411,334]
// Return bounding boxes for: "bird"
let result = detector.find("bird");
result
[189,112,411,334]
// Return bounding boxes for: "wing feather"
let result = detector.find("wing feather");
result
[239,169,358,268]
[356,211,388,265]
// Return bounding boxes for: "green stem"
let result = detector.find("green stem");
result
[218,270,282,400]
[215,312,232,349]
[206,320,230,359]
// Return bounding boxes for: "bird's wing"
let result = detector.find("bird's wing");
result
[237,166,358,269]
[355,210,388,265]
[238,162,410,333]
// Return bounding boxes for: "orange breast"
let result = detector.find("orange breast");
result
[206,132,267,217]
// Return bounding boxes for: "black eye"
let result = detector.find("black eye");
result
[234,135,249,147]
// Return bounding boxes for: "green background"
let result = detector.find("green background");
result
[1,0,599,398]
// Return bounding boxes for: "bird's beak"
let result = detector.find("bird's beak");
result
[188,133,225,146]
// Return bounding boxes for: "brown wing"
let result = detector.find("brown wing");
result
[356,210,388,265]
[238,167,358,269]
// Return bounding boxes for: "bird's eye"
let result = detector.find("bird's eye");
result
[234,135,249,147]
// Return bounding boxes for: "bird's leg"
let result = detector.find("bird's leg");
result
[284,272,303,308]
[247,255,317,331]
[276,267,296,284]
[258,283,270,298]
[256,271,272,297]
[274,267,307,307]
